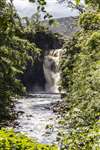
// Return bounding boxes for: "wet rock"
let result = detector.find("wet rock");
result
[26,114,33,118]
[17,111,24,115]
[14,122,19,127]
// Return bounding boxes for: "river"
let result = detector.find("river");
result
[14,93,62,144]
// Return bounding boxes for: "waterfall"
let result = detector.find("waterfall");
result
[43,49,61,93]
[14,50,63,145]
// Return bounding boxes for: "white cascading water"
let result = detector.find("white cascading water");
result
[43,49,62,93]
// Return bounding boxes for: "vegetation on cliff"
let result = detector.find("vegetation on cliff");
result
[60,2,100,149]
[0,0,42,122]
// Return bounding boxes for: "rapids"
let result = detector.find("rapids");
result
[15,93,62,144]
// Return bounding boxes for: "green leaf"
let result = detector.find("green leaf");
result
[75,0,80,5]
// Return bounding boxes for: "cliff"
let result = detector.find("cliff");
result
[48,16,79,37]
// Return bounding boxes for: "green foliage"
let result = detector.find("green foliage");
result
[0,0,40,121]
[29,0,46,5]
[75,0,80,5]
[0,129,58,150]
[79,12,100,30]
[62,120,100,150]
[29,0,52,20]
[85,0,100,9]
[60,11,100,149]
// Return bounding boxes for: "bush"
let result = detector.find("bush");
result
[0,0,41,122]
[0,129,58,150]
[79,13,100,30]
[60,12,100,149]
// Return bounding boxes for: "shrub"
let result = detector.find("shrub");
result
[0,129,58,150]
[60,12,100,149]
[79,13,100,30]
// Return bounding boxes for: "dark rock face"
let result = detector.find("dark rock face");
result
[21,60,46,91]
[33,31,63,50]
